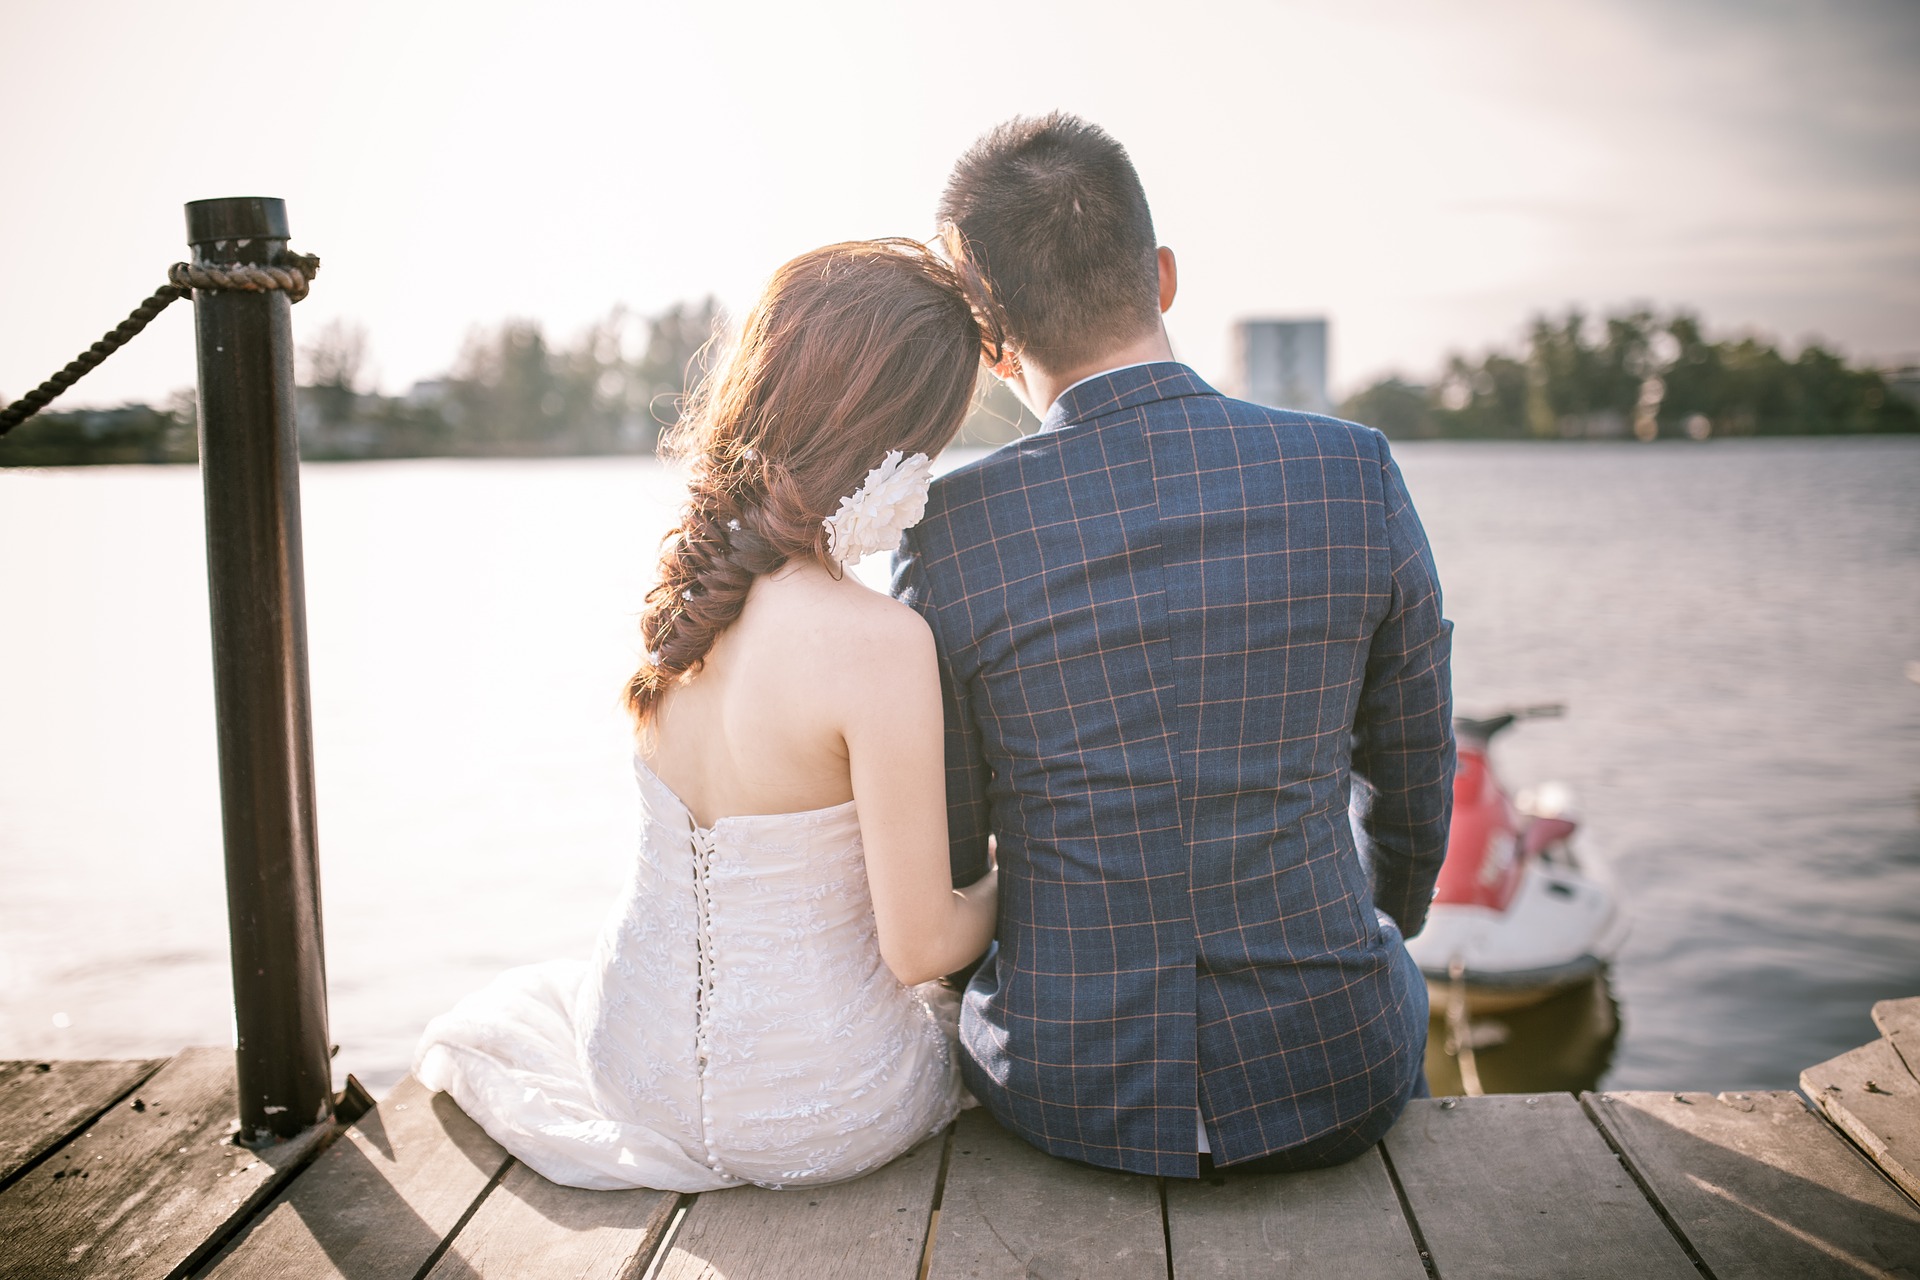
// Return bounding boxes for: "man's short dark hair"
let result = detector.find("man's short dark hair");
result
[938,113,1160,373]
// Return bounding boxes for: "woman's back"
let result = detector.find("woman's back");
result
[642,565,908,827]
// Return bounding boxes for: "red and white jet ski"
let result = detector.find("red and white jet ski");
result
[1405,707,1627,1014]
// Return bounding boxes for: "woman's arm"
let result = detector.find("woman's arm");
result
[842,601,998,986]
[890,531,993,887]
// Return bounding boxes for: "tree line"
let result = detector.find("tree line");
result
[4,303,1910,466]
[0,298,1035,467]
[0,301,723,467]
[292,300,729,460]
[1340,308,1917,441]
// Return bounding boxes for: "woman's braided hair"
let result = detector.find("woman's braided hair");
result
[626,238,1004,726]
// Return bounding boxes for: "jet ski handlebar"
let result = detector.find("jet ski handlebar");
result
[1454,703,1566,742]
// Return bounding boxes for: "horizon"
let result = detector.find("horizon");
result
[3,0,1916,411]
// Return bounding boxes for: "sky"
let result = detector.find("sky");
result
[2,0,1915,410]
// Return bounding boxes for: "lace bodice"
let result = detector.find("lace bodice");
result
[415,757,962,1192]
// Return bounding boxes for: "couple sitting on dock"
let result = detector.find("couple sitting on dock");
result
[415,113,1455,1190]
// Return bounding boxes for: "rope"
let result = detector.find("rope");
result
[1445,955,1484,1097]
[0,285,187,436]
[0,252,319,437]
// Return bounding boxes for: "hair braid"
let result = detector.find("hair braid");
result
[624,239,991,726]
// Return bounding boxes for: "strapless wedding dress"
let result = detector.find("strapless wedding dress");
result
[414,758,964,1191]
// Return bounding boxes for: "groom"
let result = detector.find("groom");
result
[892,113,1455,1177]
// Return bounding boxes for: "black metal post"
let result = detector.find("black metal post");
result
[186,197,332,1144]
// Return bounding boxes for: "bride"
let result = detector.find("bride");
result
[415,239,1000,1192]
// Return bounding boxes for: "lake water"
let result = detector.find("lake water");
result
[2,438,1916,1096]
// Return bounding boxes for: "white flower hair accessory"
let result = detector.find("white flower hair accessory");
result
[823,450,934,566]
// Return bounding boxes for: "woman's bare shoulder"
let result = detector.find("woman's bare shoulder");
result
[746,567,934,685]
[839,579,935,654]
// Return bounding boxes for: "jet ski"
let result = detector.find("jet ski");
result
[1405,706,1627,1015]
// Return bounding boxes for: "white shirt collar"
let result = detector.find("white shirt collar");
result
[1054,361,1159,402]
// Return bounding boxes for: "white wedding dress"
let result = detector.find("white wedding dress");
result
[414,756,965,1192]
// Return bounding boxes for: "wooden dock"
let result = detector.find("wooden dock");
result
[3,999,1917,1279]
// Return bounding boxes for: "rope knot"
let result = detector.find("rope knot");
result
[169,253,320,303]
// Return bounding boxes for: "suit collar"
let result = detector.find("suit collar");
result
[1039,362,1219,433]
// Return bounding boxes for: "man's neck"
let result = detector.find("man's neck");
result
[1013,324,1176,418]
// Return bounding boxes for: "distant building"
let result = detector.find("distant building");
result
[294,384,377,457]
[1235,318,1330,414]
[407,378,452,407]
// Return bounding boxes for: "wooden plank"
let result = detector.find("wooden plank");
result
[425,1160,677,1279]
[652,1131,945,1280]
[1586,1090,1920,1279]
[1872,997,1920,1082]
[1803,1038,1920,1205]
[0,1057,162,1186]
[1164,1145,1426,1279]
[1381,1094,1695,1280]
[0,1047,325,1280]
[927,1109,1165,1280]
[202,1074,511,1279]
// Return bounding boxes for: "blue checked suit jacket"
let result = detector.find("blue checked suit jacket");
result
[891,364,1454,1176]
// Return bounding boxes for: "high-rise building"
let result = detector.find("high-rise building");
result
[1235,318,1330,414]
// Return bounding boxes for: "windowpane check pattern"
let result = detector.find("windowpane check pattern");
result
[893,364,1454,1176]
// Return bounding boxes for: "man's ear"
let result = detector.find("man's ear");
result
[1157,247,1178,314]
